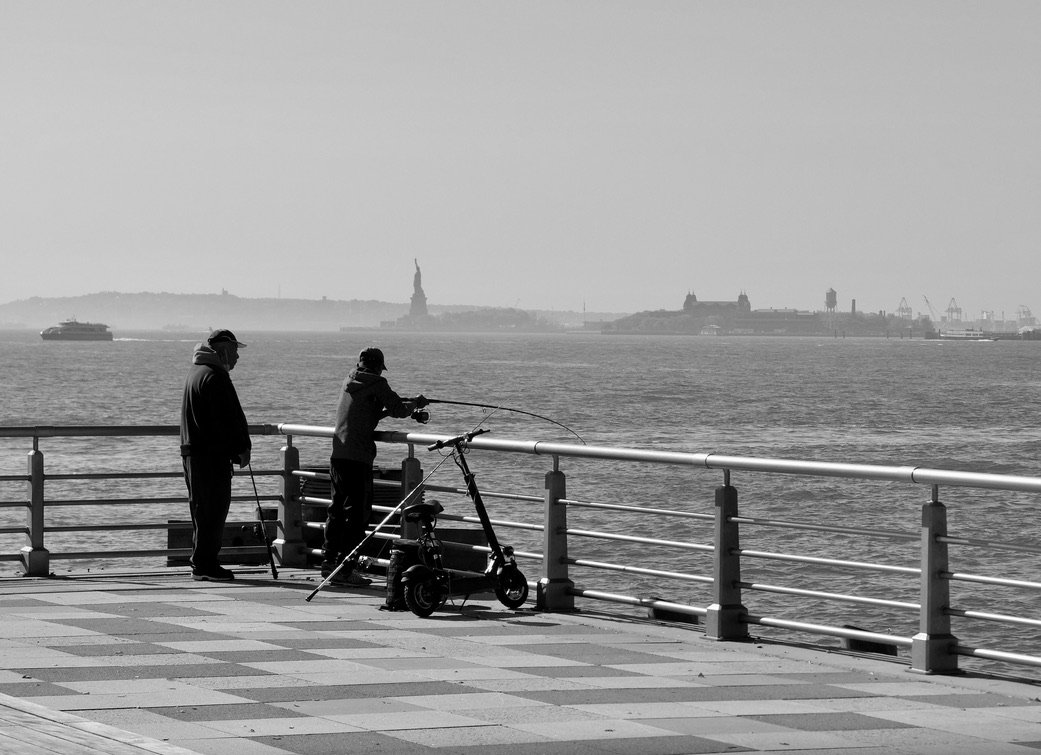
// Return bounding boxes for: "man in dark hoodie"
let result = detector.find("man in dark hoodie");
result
[323,346,426,586]
[180,329,252,582]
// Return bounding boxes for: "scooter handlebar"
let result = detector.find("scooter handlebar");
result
[427,428,490,451]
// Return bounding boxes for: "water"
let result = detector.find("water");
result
[2,328,1040,674]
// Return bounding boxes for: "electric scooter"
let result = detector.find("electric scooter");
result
[397,429,529,617]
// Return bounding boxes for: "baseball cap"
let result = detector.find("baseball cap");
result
[207,329,247,348]
[358,346,387,371]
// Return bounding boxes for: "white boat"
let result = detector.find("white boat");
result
[938,328,996,341]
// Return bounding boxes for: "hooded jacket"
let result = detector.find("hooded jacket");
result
[331,367,412,463]
[180,343,251,461]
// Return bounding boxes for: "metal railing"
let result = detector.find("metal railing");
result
[3,422,1041,677]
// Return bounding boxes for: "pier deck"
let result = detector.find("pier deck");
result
[1,567,1040,754]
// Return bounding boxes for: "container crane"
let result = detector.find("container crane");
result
[896,298,913,320]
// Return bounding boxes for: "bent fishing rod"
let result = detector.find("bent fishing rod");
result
[423,398,586,444]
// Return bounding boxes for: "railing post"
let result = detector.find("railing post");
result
[705,475,748,639]
[400,448,423,540]
[537,458,574,612]
[22,447,50,577]
[274,440,306,567]
[911,486,960,674]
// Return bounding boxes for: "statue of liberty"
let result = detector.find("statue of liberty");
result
[409,258,428,317]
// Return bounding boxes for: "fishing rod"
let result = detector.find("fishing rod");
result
[247,463,278,580]
[424,398,586,444]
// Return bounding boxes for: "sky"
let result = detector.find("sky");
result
[2,1,1039,319]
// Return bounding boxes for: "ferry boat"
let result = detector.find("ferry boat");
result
[40,318,114,341]
[938,328,997,341]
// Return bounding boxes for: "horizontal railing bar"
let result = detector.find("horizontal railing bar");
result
[7,423,1041,494]
[43,521,271,533]
[45,472,181,481]
[567,558,713,584]
[938,535,1041,556]
[439,512,544,534]
[31,498,187,507]
[0,424,281,438]
[43,469,283,482]
[955,646,1041,668]
[737,548,920,575]
[567,586,709,617]
[564,499,714,521]
[739,581,919,610]
[33,497,267,507]
[363,427,1041,493]
[730,516,918,542]
[0,527,27,535]
[421,483,543,505]
[0,476,28,483]
[567,528,714,552]
[301,534,543,565]
[946,608,1041,629]
[472,490,543,504]
[744,614,913,648]
[943,572,1041,591]
[50,546,267,560]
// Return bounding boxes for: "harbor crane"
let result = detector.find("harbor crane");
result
[896,298,913,320]
[946,298,963,323]
[922,295,941,325]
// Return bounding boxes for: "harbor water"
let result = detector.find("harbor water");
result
[2,328,1040,673]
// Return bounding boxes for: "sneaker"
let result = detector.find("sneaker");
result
[192,566,235,582]
[342,571,372,587]
[320,561,371,587]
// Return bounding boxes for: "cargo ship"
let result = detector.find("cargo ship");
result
[40,318,114,341]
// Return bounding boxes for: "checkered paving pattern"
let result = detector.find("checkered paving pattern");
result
[2,568,1041,754]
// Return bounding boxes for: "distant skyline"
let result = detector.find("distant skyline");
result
[3,2,1039,319]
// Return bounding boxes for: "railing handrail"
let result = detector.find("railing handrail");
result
[0,424,282,439]
[10,422,1039,496]
[275,423,1041,494]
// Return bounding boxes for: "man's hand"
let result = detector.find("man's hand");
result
[413,394,429,409]
[238,450,251,467]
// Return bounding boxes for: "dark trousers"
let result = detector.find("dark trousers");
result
[182,455,233,572]
[323,458,373,564]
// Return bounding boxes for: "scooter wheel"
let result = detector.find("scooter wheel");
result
[404,578,444,618]
[495,569,529,609]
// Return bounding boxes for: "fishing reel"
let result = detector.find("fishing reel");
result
[411,394,430,424]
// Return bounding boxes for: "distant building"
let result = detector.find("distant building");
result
[682,291,751,318]
[605,291,844,336]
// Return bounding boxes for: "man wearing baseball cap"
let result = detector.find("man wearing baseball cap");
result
[323,346,427,586]
[179,328,252,581]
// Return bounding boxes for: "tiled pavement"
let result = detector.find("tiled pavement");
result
[2,568,1041,754]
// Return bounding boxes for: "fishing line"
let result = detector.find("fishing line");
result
[425,398,586,444]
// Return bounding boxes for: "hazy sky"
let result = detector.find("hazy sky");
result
[2,2,1039,318]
